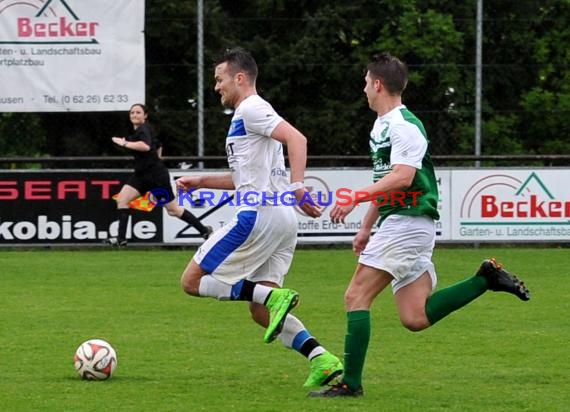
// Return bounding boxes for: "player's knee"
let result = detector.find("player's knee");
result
[400,314,429,332]
[343,287,361,309]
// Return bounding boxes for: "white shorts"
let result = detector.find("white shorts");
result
[193,205,297,286]
[358,214,438,294]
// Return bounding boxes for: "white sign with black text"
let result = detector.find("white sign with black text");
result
[163,169,450,245]
[0,0,144,112]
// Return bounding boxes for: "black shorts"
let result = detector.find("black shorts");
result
[126,168,175,204]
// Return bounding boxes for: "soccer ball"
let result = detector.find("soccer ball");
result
[74,339,118,380]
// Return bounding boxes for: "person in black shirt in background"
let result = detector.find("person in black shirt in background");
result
[108,103,212,246]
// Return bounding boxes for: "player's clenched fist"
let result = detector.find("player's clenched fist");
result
[176,176,201,191]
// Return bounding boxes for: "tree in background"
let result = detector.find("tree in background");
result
[0,113,45,158]
[1,0,569,165]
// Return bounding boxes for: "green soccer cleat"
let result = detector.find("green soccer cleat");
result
[263,288,299,343]
[303,352,344,388]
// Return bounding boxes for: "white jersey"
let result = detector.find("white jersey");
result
[225,94,290,208]
[194,95,297,282]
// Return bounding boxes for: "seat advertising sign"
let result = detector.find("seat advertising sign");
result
[0,171,162,244]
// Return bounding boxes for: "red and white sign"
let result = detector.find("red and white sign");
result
[451,170,570,241]
[0,0,144,112]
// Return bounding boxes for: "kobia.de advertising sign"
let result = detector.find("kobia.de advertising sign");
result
[0,171,162,244]
[452,170,570,241]
[0,0,144,112]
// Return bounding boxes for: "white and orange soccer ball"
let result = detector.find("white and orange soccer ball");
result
[74,339,118,380]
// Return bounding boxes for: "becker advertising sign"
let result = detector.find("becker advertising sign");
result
[0,0,144,112]
[452,170,570,241]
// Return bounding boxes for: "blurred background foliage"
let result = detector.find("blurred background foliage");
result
[1,0,569,167]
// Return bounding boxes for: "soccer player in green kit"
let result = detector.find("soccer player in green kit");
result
[310,52,530,397]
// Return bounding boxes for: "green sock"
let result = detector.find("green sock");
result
[342,310,370,390]
[425,275,488,325]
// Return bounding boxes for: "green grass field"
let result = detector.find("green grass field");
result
[0,247,568,412]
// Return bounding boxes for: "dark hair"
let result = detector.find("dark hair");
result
[130,103,148,114]
[214,47,258,81]
[366,53,408,95]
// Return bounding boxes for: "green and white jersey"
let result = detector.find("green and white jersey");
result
[370,105,439,224]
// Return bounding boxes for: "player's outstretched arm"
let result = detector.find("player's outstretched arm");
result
[111,136,150,152]
[175,173,235,191]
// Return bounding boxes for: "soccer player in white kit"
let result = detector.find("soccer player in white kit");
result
[176,47,343,388]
